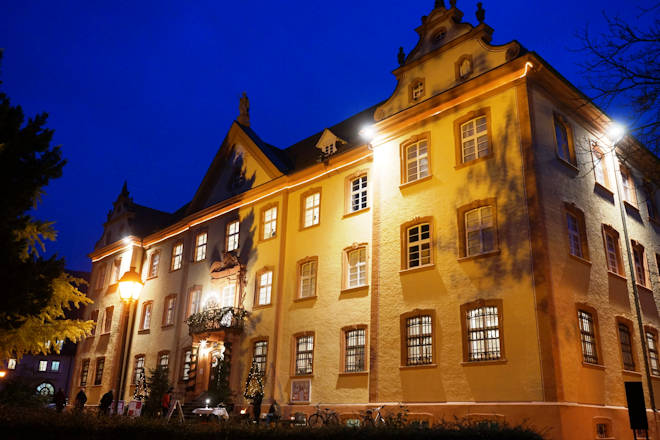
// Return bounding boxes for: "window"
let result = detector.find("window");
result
[303,191,321,228]
[103,306,114,334]
[148,251,160,278]
[553,114,575,165]
[94,358,105,386]
[171,242,183,271]
[410,79,424,101]
[596,422,610,439]
[461,116,489,163]
[404,139,429,183]
[7,359,16,370]
[163,295,176,326]
[295,334,314,375]
[226,220,239,251]
[38,360,48,372]
[256,270,273,306]
[602,226,623,275]
[95,264,106,289]
[158,352,169,372]
[406,223,432,268]
[140,301,152,330]
[620,164,638,206]
[578,309,599,364]
[253,340,268,375]
[344,328,366,372]
[350,175,368,212]
[321,143,336,155]
[188,287,202,316]
[618,323,635,371]
[182,349,192,381]
[564,204,589,260]
[133,355,145,384]
[110,258,122,284]
[647,330,660,376]
[464,303,502,361]
[465,206,496,257]
[36,382,54,396]
[592,143,610,188]
[51,361,60,372]
[194,231,207,262]
[632,242,648,287]
[346,247,367,288]
[220,284,236,308]
[90,310,99,336]
[80,360,90,386]
[262,206,278,240]
[298,258,317,298]
[405,315,433,366]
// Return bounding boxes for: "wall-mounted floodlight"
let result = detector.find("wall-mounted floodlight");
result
[607,122,625,145]
[359,125,376,143]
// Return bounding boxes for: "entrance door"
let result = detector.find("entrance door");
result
[208,349,223,389]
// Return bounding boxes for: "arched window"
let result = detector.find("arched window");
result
[36,382,55,396]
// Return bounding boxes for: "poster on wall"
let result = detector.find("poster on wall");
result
[290,379,311,403]
[127,400,143,417]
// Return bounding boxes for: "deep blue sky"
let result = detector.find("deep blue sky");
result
[1,0,648,271]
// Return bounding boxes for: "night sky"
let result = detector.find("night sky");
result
[1,0,648,271]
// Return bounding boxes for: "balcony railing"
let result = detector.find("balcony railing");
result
[186,307,248,335]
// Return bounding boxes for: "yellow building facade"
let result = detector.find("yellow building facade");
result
[72,3,660,439]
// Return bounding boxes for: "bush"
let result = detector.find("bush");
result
[0,378,49,408]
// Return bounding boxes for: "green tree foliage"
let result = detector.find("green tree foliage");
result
[0,51,93,359]
[143,367,171,417]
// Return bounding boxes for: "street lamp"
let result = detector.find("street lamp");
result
[115,266,143,414]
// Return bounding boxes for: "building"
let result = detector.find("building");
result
[72,3,660,438]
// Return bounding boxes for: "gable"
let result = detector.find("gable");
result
[315,128,346,155]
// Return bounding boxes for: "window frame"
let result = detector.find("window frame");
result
[95,264,107,290]
[90,309,99,336]
[251,338,269,376]
[292,332,315,376]
[564,203,590,261]
[342,244,368,291]
[260,202,279,242]
[296,256,318,300]
[170,241,184,271]
[147,250,160,279]
[400,132,431,186]
[552,113,577,166]
[132,354,146,385]
[139,300,153,331]
[619,164,638,207]
[254,267,274,307]
[94,357,105,386]
[181,348,193,382]
[641,182,658,221]
[226,219,240,252]
[400,310,436,367]
[591,142,611,190]
[631,241,650,288]
[80,359,90,387]
[341,325,368,373]
[347,173,369,214]
[400,217,434,271]
[645,327,660,376]
[38,360,48,372]
[576,305,601,365]
[193,230,208,262]
[616,318,637,372]
[457,199,499,259]
[601,225,624,276]
[187,285,203,317]
[162,294,177,327]
[300,188,322,229]
[110,258,122,284]
[102,306,114,334]
[453,109,493,168]
[157,350,170,373]
[408,78,426,102]
[460,299,505,363]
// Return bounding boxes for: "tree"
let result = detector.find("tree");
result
[0,51,92,359]
[143,367,171,417]
[576,5,660,180]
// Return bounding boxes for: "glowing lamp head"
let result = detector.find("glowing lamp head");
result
[118,266,143,302]
[240,408,247,415]
[0,371,6,378]
[607,122,625,145]
[359,125,376,143]
[205,398,210,408]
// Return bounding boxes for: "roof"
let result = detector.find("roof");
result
[128,203,175,237]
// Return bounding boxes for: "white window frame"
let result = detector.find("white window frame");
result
[171,242,183,271]
[299,260,317,298]
[227,220,239,252]
[194,232,207,262]
[405,141,429,183]
[465,206,495,257]
[347,248,367,288]
[51,360,60,372]
[148,252,160,278]
[407,223,431,268]
[141,302,152,330]
[604,230,620,273]
[220,284,236,308]
[466,306,502,361]
[461,116,489,163]
[263,207,277,239]
[189,288,202,316]
[304,193,320,228]
[164,296,176,326]
[350,175,368,212]
[38,360,48,372]
[257,271,273,305]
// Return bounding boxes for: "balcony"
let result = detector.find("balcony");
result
[186,307,248,336]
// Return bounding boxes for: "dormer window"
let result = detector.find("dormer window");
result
[322,143,336,155]
[315,129,344,158]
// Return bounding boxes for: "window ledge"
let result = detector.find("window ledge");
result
[161,324,174,329]
[253,303,273,310]
[637,284,653,294]
[259,235,277,244]
[457,249,501,262]
[607,271,627,282]
[146,275,157,281]
[343,207,370,219]
[454,154,494,171]
[399,264,435,275]
[293,296,317,303]
[399,363,438,370]
[651,375,660,381]
[192,258,206,264]
[399,174,432,189]
[556,156,579,173]
[138,329,150,335]
[338,371,369,377]
[594,181,614,196]
[623,200,640,213]
[582,362,605,370]
[341,285,369,294]
[568,254,592,266]
[99,332,111,337]
[290,374,314,379]
[461,359,507,366]
[169,267,182,273]
[622,369,642,377]
[300,223,321,232]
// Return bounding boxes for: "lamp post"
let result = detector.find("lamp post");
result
[115,266,143,413]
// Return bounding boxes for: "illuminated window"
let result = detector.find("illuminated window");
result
[344,328,366,372]
[350,175,368,212]
[592,143,610,188]
[148,251,160,278]
[36,383,54,396]
[90,310,99,336]
[220,284,236,308]
[7,359,16,370]
[194,232,207,262]
[80,360,90,386]
[632,243,648,287]
[346,247,367,288]
[188,287,202,316]
[256,270,273,306]
[618,323,635,371]
[133,355,145,384]
[38,360,48,372]
[226,220,239,251]
[263,207,277,239]
[182,349,192,381]
[465,305,502,361]
[646,330,660,375]
[578,309,598,364]
[461,116,489,163]
[303,192,321,228]
[566,212,583,258]
[94,358,104,386]
[405,140,429,183]
[299,259,317,298]
[295,335,314,375]
[405,315,432,366]
[163,295,176,326]
[95,264,106,289]
[465,206,495,256]
[553,114,575,164]
[603,226,623,275]
[620,164,638,206]
[171,242,183,271]
[140,302,152,330]
[51,361,60,372]
[110,258,122,284]
[103,306,114,334]
[253,340,268,375]
[406,223,431,268]
[158,352,169,372]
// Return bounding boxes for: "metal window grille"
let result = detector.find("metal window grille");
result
[618,324,635,371]
[462,116,489,163]
[299,261,317,298]
[465,206,495,256]
[345,329,366,372]
[295,335,314,375]
[94,358,104,386]
[195,232,207,261]
[171,243,183,270]
[227,221,240,251]
[407,224,431,268]
[80,360,89,386]
[566,212,583,258]
[405,141,429,182]
[263,207,278,239]
[351,175,368,212]
[304,193,320,227]
[578,310,598,364]
[347,248,367,288]
[258,271,273,305]
[467,306,501,361]
[406,315,433,365]
[253,341,268,374]
[646,332,660,376]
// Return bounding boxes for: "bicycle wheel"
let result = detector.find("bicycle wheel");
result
[307,413,323,428]
[325,413,339,426]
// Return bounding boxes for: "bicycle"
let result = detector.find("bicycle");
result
[360,405,385,427]
[307,404,339,427]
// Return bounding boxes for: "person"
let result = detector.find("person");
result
[252,391,263,424]
[53,388,66,413]
[99,389,113,416]
[161,387,173,418]
[266,399,281,425]
[74,388,87,412]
